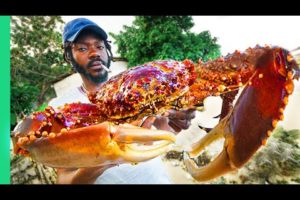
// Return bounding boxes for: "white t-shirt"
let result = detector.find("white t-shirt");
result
[49,86,172,184]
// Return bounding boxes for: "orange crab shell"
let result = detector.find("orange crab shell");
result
[88,59,196,121]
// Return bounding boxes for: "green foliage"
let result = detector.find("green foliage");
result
[11,16,72,127]
[273,126,300,147]
[11,82,40,116]
[35,103,49,112]
[110,16,221,67]
[11,81,40,126]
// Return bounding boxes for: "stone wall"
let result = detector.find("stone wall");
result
[10,153,57,184]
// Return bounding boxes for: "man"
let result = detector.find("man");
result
[51,18,195,184]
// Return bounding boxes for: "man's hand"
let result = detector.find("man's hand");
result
[165,108,196,133]
[142,108,196,134]
[56,164,116,184]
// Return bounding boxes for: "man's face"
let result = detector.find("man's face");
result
[70,31,110,84]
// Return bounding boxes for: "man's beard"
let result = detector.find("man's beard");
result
[70,56,109,84]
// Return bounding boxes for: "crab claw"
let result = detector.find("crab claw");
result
[12,121,175,168]
[184,46,300,181]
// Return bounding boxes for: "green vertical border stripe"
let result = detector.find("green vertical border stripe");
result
[0,16,10,184]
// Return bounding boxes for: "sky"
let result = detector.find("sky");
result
[191,16,300,55]
[62,16,300,56]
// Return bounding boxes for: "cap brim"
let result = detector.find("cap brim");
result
[68,25,108,42]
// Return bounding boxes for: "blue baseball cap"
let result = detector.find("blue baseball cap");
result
[63,18,108,44]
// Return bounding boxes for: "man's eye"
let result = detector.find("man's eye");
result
[97,46,105,50]
[78,47,87,52]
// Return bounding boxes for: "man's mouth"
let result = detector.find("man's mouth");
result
[89,61,111,72]
[90,61,103,70]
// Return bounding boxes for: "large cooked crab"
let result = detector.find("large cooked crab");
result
[11,45,300,181]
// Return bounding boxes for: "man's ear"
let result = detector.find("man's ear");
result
[66,52,71,61]
[64,52,71,63]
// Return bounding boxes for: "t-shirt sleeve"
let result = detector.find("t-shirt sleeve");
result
[48,87,90,108]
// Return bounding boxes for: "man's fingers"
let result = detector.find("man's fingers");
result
[140,116,156,129]
[130,119,143,126]
[168,121,182,133]
[78,164,117,177]
[142,116,176,132]
[92,164,117,174]
[186,108,196,119]
[166,109,196,120]
[169,119,191,130]
[153,116,175,132]
[167,110,187,120]
[141,109,196,134]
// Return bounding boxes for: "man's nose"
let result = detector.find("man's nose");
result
[88,47,101,59]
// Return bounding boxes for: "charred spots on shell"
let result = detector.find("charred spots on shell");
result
[17,136,29,146]
[287,53,294,63]
[261,138,268,146]
[22,106,80,142]
[60,128,68,134]
[48,132,56,138]
[285,80,294,95]
[287,71,294,80]
[283,96,289,106]
[279,114,284,121]
[42,131,48,137]
[267,130,272,137]
[29,135,36,141]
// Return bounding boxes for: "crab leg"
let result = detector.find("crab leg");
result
[122,141,173,163]
[184,47,300,181]
[14,121,175,168]
[112,123,176,143]
[188,117,227,158]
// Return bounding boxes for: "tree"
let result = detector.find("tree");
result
[10,16,73,127]
[110,16,221,68]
